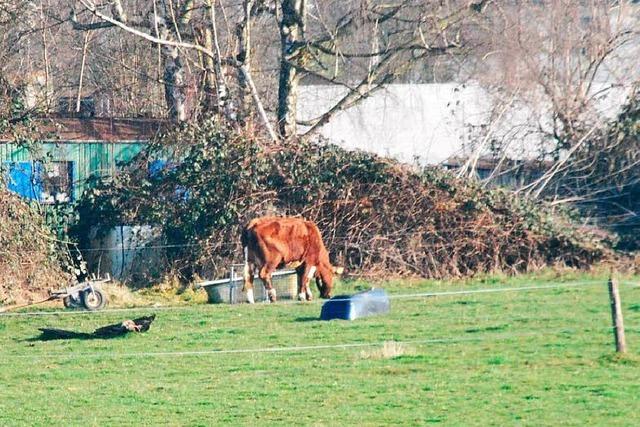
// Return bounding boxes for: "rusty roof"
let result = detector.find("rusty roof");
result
[1,118,169,143]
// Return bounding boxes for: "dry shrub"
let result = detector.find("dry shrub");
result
[100,282,140,308]
[0,188,72,304]
[360,341,410,360]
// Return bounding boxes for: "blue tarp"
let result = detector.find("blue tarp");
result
[320,288,390,321]
[4,161,43,200]
[148,159,189,201]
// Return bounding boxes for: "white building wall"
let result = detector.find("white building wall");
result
[298,82,632,165]
[299,83,491,164]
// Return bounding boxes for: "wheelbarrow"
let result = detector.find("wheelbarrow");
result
[0,275,111,313]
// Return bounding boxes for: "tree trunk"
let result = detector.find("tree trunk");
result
[236,0,254,122]
[161,34,187,121]
[202,27,218,112]
[157,1,187,122]
[277,0,306,138]
[204,0,232,118]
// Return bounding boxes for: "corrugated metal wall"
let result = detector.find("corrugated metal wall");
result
[0,142,144,200]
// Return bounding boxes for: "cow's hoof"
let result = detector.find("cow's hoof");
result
[245,289,255,304]
[298,292,307,302]
[267,288,277,303]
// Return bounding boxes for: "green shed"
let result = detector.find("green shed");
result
[1,118,166,202]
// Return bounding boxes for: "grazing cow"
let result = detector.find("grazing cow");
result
[240,216,343,303]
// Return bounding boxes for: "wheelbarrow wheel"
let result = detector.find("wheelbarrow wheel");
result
[81,289,107,311]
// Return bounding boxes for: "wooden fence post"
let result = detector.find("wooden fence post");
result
[607,277,627,353]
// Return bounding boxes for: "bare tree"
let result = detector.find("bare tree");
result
[70,0,195,121]
[3,0,490,142]
[472,0,639,151]
[277,0,491,139]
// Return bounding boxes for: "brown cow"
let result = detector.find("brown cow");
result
[240,216,342,303]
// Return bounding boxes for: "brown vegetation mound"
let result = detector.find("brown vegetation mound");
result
[0,188,72,304]
[74,121,610,284]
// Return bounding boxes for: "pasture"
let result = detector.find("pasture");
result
[1,272,639,426]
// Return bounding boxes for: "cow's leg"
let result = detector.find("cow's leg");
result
[242,246,256,304]
[296,265,306,302]
[259,262,279,303]
[297,264,316,301]
[305,265,317,301]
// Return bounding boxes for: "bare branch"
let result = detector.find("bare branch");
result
[77,0,215,60]
[238,64,278,143]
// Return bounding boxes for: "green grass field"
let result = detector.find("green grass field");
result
[1,272,639,426]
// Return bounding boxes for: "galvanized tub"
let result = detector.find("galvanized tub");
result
[199,267,298,304]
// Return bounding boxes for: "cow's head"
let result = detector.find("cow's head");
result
[316,265,344,299]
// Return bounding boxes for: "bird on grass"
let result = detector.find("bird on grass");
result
[93,315,156,337]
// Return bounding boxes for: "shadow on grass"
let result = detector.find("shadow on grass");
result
[294,316,321,322]
[27,315,156,341]
[27,329,125,341]
[465,323,510,334]
[598,352,640,366]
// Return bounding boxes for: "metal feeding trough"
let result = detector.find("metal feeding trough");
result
[198,264,298,304]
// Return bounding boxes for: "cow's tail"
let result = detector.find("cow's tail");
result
[240,225,255,304]
[240,227,255,280]
[243,245,249,276]
[240,224,250,249]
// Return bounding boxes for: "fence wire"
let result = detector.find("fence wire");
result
[1,279,636,362]
[0,329,595,360]
[0,279,614,317]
